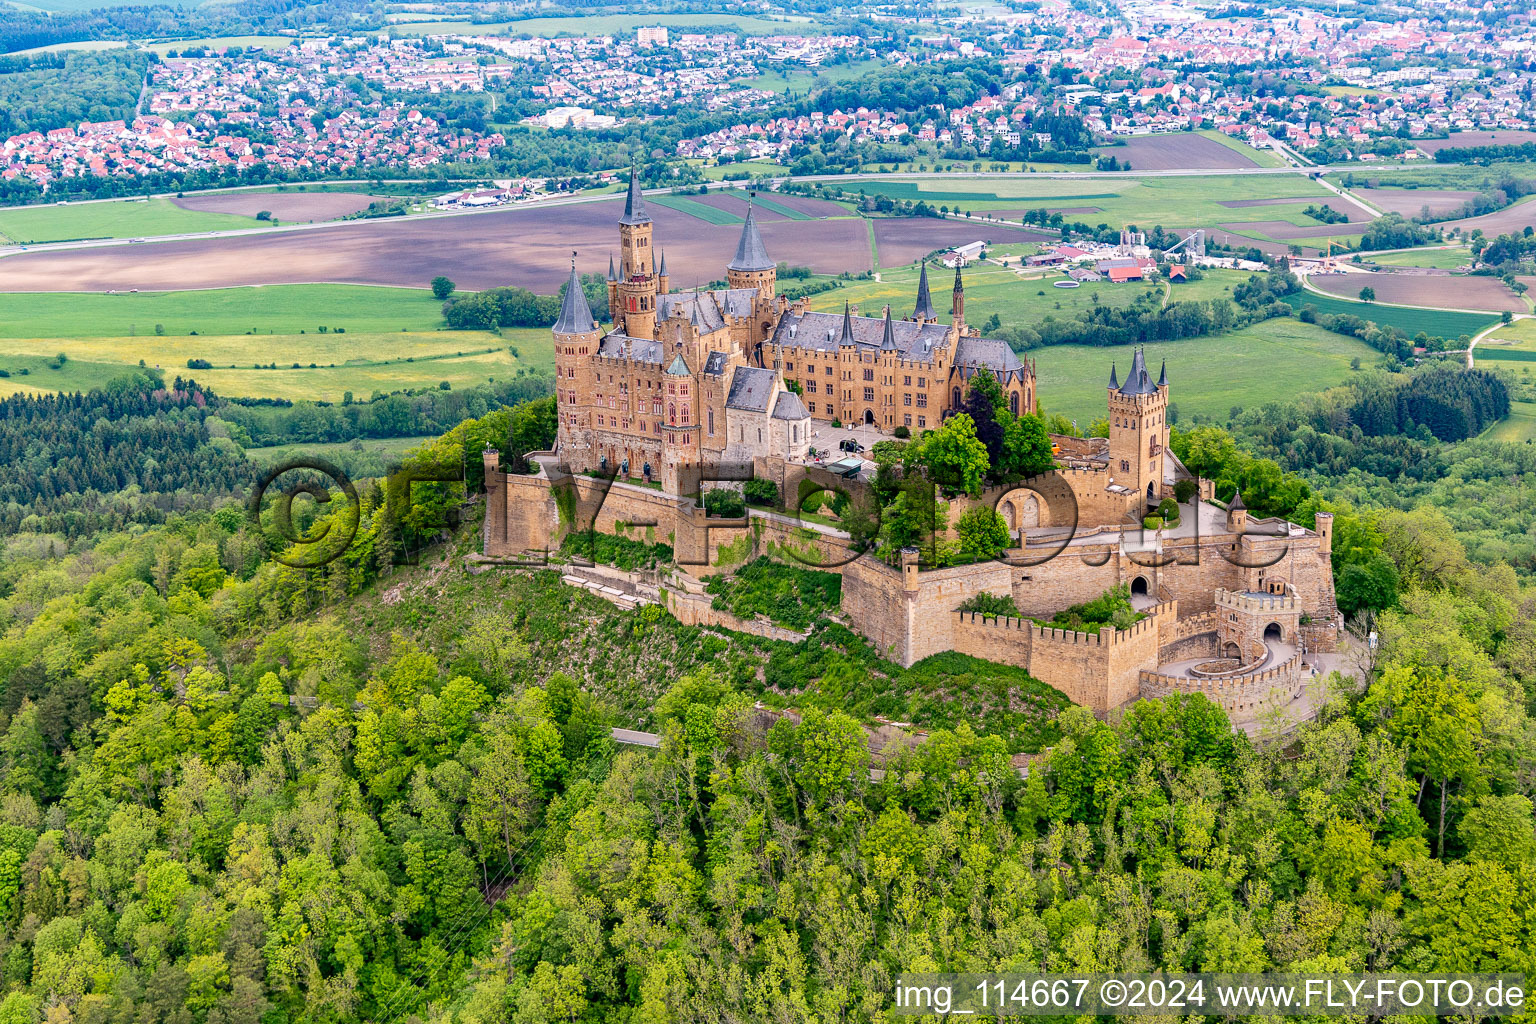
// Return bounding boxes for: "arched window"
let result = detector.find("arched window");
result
[1010,391,1019,416]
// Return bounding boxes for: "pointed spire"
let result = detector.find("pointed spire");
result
[950,262,964,316]
[1229,488,1246,511]
[607,252,616,282]
[913,260,936,321]
[1157,358,1168,388]
[881,306,898,350]
[1108,362,1119,390]
[659,249,668,277]
[727,192,774,273]
[1118,346,1156,396]
[619,164,650,225]
[553,253,595,335]
[953,263,964,294]
[839,300,855,346]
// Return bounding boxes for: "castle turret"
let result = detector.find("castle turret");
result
[1226,487,1248,533]
[657,249,669,296]
[726,193,776,300]
[1106,347,1169,506]
[913,261,937,323]
[615,166,658,338]
[951,263,965,325]
[1314,511,1334,562]
[553,256,601,467]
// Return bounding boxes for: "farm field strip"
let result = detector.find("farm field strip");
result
[1480,400,1536,442]
[0,198,258,244]
[646,195,742,225]
[1284,288,1500,338]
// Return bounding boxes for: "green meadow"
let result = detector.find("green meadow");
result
[0,198,260,244]
[1475,317,1536,364]
[1031,319,1382,426]
[0,285,447,338]
[741,57,886,95]
[1367,246,1473,270]
[647,195,742,225]
[1480,399,1536,442]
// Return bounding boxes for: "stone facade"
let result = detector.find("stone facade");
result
[554,169,1036,490]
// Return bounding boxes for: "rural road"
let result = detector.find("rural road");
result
[1467,313,1528,367]
[0,159,1441,260]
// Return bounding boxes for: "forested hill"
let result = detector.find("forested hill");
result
[0,370,554,538]
[0,394,1531,1022]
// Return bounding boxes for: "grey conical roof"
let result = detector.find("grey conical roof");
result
[1229,488,1246,511]
[727,196,774,272]
[607,252,616,282]
[659,249,668,276]
[553,258,595,335]
[1118,347,1157,396]
[913,261,936,321]
[881,307,898,350]
[1108,362,1119,389]
[619,165,650,225]
[839,301,855,346]
[1157,358,1168,387]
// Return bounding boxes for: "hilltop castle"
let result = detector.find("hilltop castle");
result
[552,168,1035,493]
[487,171,1344,720]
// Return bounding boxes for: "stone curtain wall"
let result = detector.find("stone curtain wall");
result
[1140,648,1307,715]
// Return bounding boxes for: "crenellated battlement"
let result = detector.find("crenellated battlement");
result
[1215,587,1298,614]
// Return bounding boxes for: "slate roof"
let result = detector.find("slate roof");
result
[703,350,729,375]
[552,261,596,335]
[770,310,951,363]
[726,366,776,412]
[1118,347,1158,396]
[658,291,726,333]
[954,336,1028,384]
[597,333,664,364]
[772,389,809,420]
[913,262,936,321]
[618,166,650,225]
[727,199,774,273]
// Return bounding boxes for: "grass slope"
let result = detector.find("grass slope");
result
[1368,247,1472,270]
[0,198,258,243]
[1031,319,1381,425]
[1481,400,1536,442]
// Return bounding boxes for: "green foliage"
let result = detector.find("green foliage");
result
[742,478,778,508]
[1035,585,1143,633]
[908,412,989,496]
[957,591,1021,618]
[701,488,745,518]
[704,556,841,631]
[559,530,672,570]
[954,505,1010,563]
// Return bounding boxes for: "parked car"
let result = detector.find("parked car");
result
[838,439,864,454]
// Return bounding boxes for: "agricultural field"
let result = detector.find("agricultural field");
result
[1089,131,1265,171]
[0,193,875,292]
[840,174,1337,238]
[1412,130,1536,154]
[0,198,259,244]
[1307,272,1526,314]
[171,191,384,222]
[872,217,1052,267]
[699,159,791,181]
[0,283,554,401]
[1366,246,1474,270]
[0,284,447,337]
[1437,194,1536,238]
[1350,187,1480,218]
[1031,319,1381,425]
[647,194,742,225]
[1285,286,1501,338]
[1474,317,1536,364]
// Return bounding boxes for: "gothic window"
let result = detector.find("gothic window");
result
[708,409,714,434]
[668,403,675,422]
[1120,459,1130,472]
[1010,392,1019,416]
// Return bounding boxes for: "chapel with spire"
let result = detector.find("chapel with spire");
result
[554,168,1036,492]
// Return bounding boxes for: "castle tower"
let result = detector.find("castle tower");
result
[726,194,777,301]
[615,166,657,338]
[1226,487,1248,533]
[912,261,937,323]
[606,252,618,324]
[950,263,964,326]
[1314,511,1334,562]
[1106,348,1169,506]
[553,256,601,467]
[657,249,670,296]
